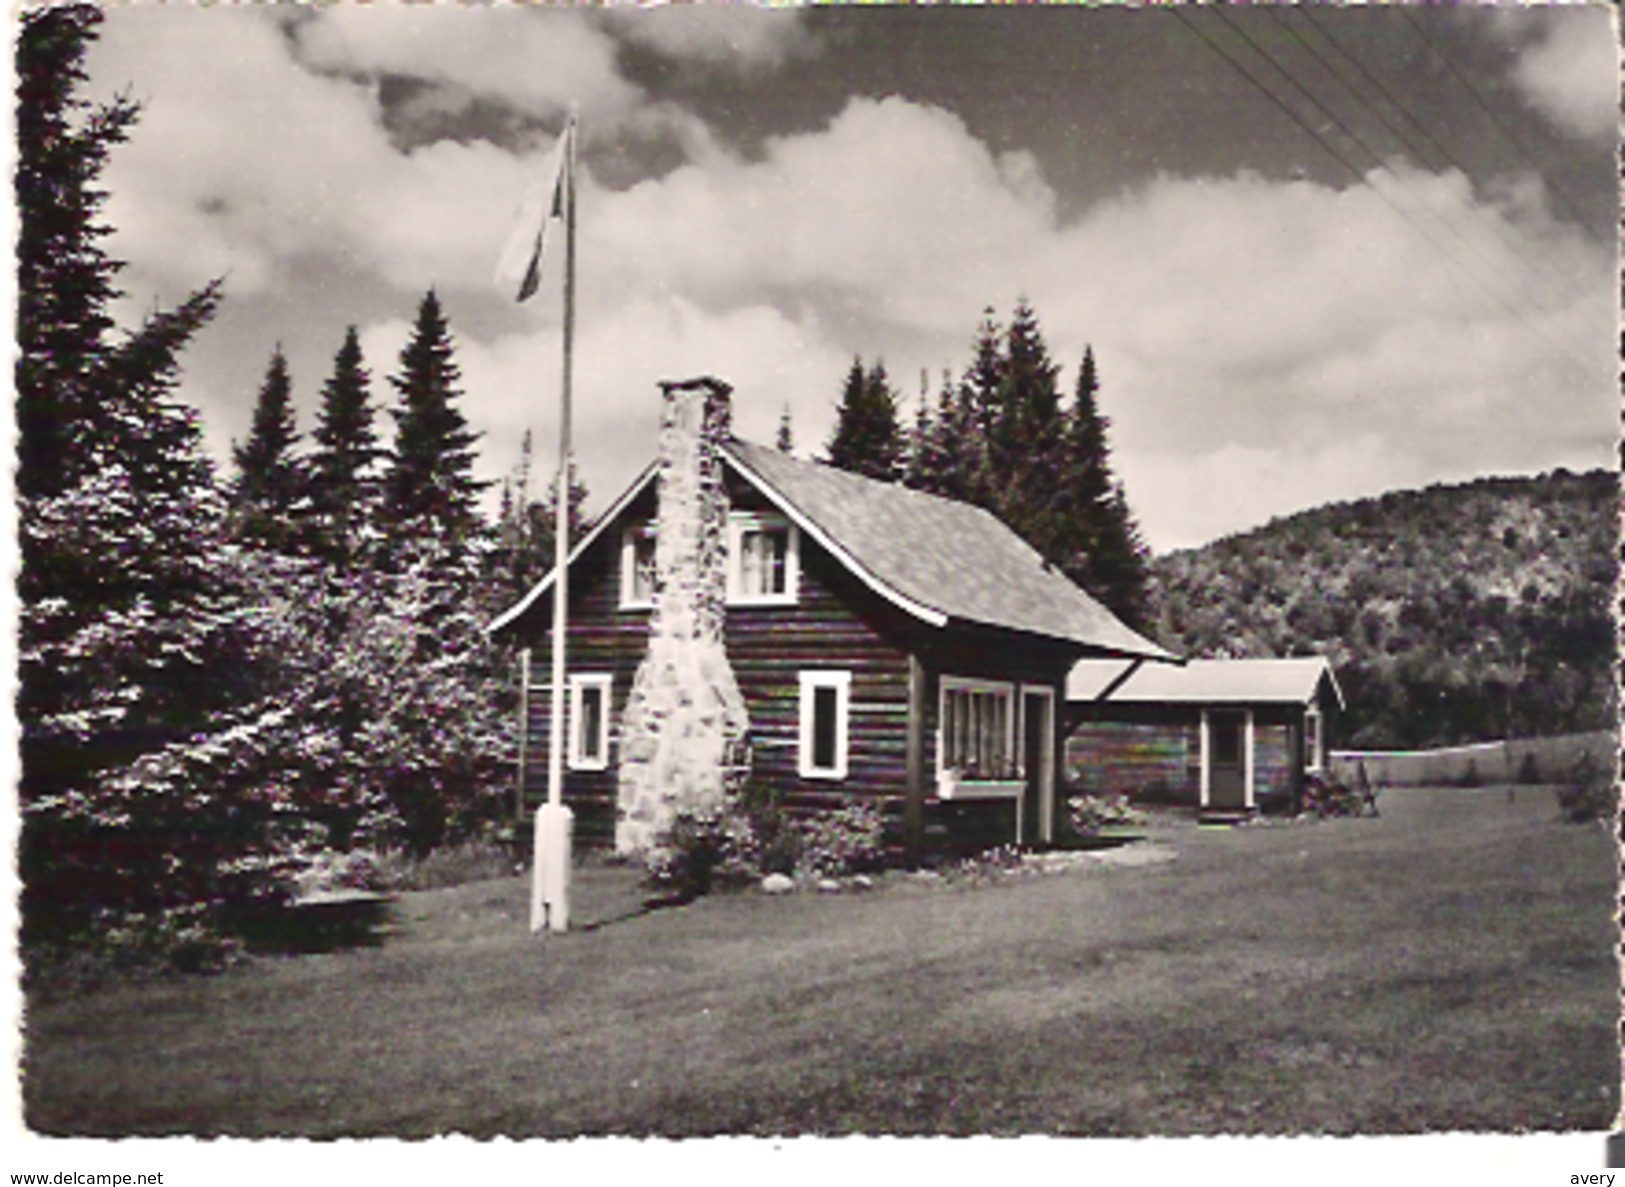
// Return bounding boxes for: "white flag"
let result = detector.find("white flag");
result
[495,119,572,303]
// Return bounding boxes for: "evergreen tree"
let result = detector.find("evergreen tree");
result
[535,460,591,563]
[1056,347,1151,629]
[229,346,306,552]
[826,357,904,482]
[11,6,316,944]
[985,300,1067,554]
[16,3,129,501]
[962,309,1006,445]
[906,369,979,501]
[898,305,1151,632]
[381,289,487,553]
[309,326,381,567]
[496,439,589,599]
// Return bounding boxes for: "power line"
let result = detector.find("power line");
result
[1397,6,1612,246]
[1173,6,1604,387]
[1265,6,1601,329]
[1212,6,1577,334]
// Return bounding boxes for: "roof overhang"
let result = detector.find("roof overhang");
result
[721,444,950,628]
[489,443,1178,667]
[484,460,657,637]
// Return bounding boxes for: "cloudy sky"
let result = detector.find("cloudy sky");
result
[80,4,1618,553]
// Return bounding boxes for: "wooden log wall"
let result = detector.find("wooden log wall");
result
[1064,720,1198,802]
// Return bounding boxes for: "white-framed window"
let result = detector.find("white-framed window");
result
[728,513,798,605]
[1304,706,1324,772]
[938,676,1016,780]
[798,669,851,780]
[568,673,613,771]
[619,524,657,609]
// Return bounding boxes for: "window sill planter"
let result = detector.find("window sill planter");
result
[936,774,1024,803]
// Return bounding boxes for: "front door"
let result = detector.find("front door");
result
[1021,689,1053,845]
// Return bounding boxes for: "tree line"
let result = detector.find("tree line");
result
[1150,469,1617,749]
[16,7,580,958]
[820,304,1152,632]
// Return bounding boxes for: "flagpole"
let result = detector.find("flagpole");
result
[535,111,577,934]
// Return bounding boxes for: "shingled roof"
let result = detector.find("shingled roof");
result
[490,437,1173,661]
[726,441,1169,658]
[1067,656,1343,708]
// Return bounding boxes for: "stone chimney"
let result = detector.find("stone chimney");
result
[615,377,752,854]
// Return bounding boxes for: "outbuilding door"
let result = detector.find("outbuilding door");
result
[1205,709,1249,810]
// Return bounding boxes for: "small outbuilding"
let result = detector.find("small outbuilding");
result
[1064,656,1344,816]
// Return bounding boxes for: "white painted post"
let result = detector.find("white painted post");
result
[1243,709,1255,810]
[1199,709,1211,809]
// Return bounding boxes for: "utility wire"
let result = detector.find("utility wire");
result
[1398,5,1612,246]
[1267,6,1600,322]
[1212,3,1584,349]
[1174,6,1603,386]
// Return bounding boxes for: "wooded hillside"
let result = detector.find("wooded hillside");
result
[1149,469,1617,749]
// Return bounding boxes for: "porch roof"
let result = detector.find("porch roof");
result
[1067,656,1344,710]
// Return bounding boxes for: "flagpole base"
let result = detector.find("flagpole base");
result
[530,802,573,934]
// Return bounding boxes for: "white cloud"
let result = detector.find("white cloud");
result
[593,97,1057,334]
[290,7,642,121]
[455,295,849,509]
[1508,8,1619,142]
[600,6,820,71]
[83,10,1616,554]
[1124,436,1400,553]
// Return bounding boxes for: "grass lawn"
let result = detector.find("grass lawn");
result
[22,787,1618,1136]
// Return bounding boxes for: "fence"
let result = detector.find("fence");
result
[1329,730,1616,788]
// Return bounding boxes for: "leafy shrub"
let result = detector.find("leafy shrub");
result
[295,846,391,898]
[25,902,246,999]
[796,801,886,877]
[734,782,803,876]
[1556,750,1616,823]
[644,808,761,900]
[645,793,888,895]
[1301,774,1374,817]
[1066,793,1144,838]
[947,842,1027,882]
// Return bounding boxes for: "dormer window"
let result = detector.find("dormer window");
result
[619,525,657,610]
[727,513,798,605]
[620,512,799,610]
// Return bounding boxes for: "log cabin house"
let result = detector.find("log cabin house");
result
[489,377,1174,862]
[1064,656,1344,818]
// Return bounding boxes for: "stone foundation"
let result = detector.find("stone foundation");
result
[615,378,751,854]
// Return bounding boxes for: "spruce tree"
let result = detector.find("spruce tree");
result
[825,357,903,482]
[11,6,313,942]
[906,370,977,500]
[493,433,588,598]
[1058,347,1151,630]
[229,346,305,552]
[962,309,1006,446]
[16,4,128,501]
[986,300,1067,553]
[309,326,380,567]
[381,289,488,553]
